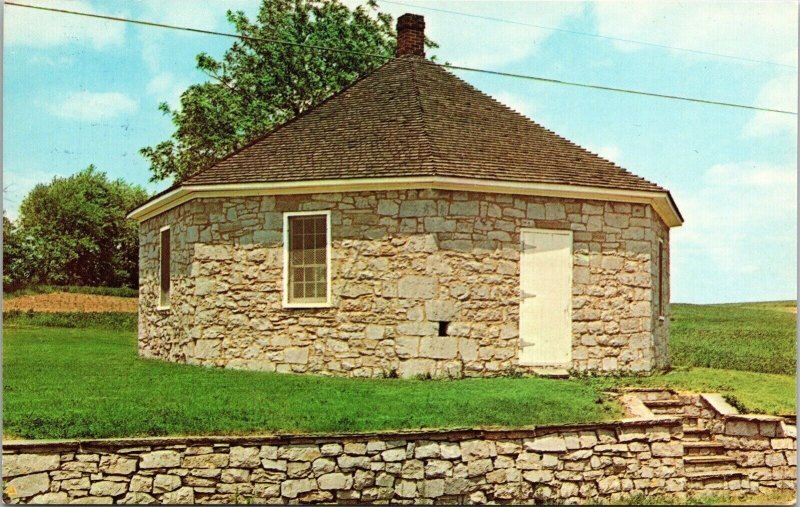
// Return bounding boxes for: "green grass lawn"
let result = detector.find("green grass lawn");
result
[3,325,619,440]
[3,301,795,439]
[669,301,796,374]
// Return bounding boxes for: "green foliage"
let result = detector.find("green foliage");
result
[3,325,618,439]
[141,0,437,183]
[12,165,148,288]
[669,302,796,374]
[3,215,40,290]
[4,311,136,331]
[4,285,139,299]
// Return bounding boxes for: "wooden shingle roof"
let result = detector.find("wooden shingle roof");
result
[183,55,667,194]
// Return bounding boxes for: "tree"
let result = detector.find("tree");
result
[3,214,40,290]
[16,166,148,287]
[141,0,436,183]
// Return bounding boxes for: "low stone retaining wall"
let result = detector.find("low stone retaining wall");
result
[3,391,795,504]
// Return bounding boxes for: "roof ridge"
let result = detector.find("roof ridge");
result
[418,61,664,191]
[409,58,438,176]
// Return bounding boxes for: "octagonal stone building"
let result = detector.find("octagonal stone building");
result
[129,14,683,378]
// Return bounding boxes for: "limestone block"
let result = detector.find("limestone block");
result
[278,445,321,462]
[318,472,353,490]
[397,359,435,378]
[424,300,458,321]
[3,454,61,477]
[526,203,546,219]
[381,448,406,462]
[118,492,158,504]
[461,440,497,460]
[182,453,228,469]
[140,450,181,469]
[69,496,115,504]
[398,276,438,299]
[160,486,195,504]
[31,492,69,504]
[129,475,153,493]
[414,441,441,459]
[194,339,221,359]
[5,472,50,499]
[651,442,683,457]
[283,347,310,364]
[524,436,567,453]
[90,480,128,497]
[229,446,260,468]
[397,322,437,336]
[399,200,437,217]
[153,474,181,493]
[726,420,759,437]
[377,200,399,216]
[440,442,462,460]
[419,337,458,359]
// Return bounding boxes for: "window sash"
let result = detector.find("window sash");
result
[160,227,171,307]
[286,214,328,304]
[657,240,664,317]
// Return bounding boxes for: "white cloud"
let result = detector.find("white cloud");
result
[593,1,798,67]
[48,92,138,121]
[138,0,261,31]
[671,161,796,281]
[742,73,798,138]
[345,0,585,69]
[5,0,125,49]
[146,73,189,110]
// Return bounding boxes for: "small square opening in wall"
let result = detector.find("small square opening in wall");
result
[438,321,449,337]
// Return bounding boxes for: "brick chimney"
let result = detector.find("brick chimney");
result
[396,13,425,57]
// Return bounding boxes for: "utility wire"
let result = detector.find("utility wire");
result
[6,1,797,116]
[381,0,797,69]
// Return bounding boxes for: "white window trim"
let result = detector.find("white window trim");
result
[158,225,171,310]
[282,210,332,309]
[658,238,665,320]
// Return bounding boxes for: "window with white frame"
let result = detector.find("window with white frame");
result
[283,211,331,307]
[657,239,665,318]
[159,225,171,308]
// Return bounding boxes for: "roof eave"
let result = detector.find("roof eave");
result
[128,176,683,228]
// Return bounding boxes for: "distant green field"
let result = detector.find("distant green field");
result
[4,284,138,299]
[670,301,796,375]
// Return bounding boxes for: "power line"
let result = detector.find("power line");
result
[4,1,393,61]
[440,63,796,115]
[6,1,796,116]
[381,0,797,69]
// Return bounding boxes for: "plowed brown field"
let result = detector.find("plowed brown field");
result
[4,292,137,313]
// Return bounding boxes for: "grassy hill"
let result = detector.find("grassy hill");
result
[670,301,796,375]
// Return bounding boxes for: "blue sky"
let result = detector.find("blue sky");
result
[4,0,797,304]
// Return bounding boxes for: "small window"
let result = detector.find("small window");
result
[283,211,331,307]
[657,239,665,318]
[159,225,171,308]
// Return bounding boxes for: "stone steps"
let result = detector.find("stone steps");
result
[684,455,738,472]
[683,441,726,456]
[682,427,711,441]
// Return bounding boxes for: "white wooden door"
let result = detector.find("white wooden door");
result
[519,229,573,366]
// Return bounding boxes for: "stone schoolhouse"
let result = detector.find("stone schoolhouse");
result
[128,14,683,378]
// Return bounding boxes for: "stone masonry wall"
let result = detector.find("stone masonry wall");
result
[138,189,670,377]
[4,414,794,505]
[1,420,687,504]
